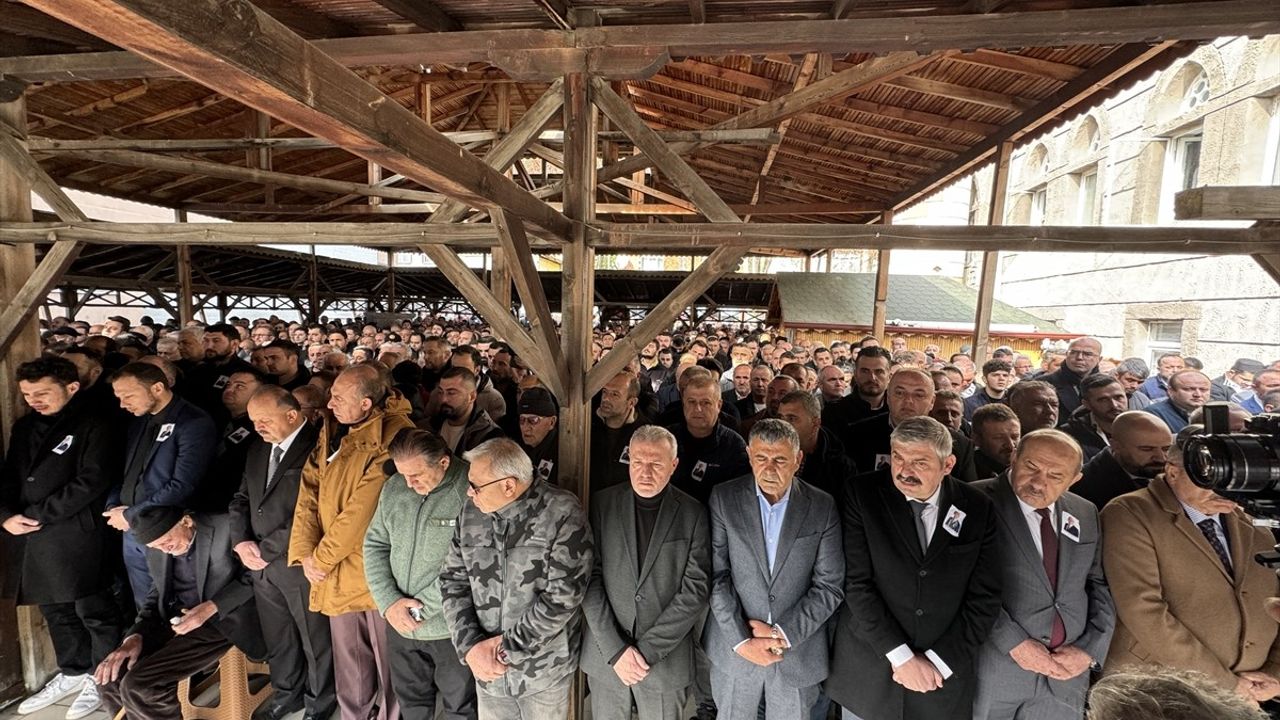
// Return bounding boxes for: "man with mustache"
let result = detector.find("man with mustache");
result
[1072,412,1172,510]
[827,416,1001,720]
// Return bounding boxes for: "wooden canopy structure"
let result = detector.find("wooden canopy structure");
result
[2,0,1280,701]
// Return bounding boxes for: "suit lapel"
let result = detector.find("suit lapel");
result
[619,490,640,583]
[29,412,78,472]
[637,491,678,586]
[261,425,317,501]
[879,476,924,564]
[994,477,1054,593]
[923,480,957,563]
[769,482,808,582]
[1226,512,1253,588]
[194,521,212,600]
[739,480,772,582]
[1170,508,1233,583]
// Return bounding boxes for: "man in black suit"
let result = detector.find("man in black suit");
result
[95,506,266,720]
[823,347,892,444]
[843,368,978,483]
[1040,338,1101,420]
[229,387,336,720]
[1072,411,1172,509]
[2,357,124,719]
[827,417,1002,720]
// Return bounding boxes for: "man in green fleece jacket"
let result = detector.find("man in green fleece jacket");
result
[364,428,475,720]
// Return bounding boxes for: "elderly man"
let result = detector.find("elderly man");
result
[777,390,856,498]
[971,404,1020,480]
[928,390,966,435]
[1143,370,1211,433]
[1060,374,1129,462]
[289,364,414,720]
[3,358,124,720]
[734,364,774,420]
[1006,380,1060,434]
[515,387,560,488]
[669,374,751,506]
[828,417,1001,720]
[817,365,849,405]
[1102,426,1280,704]
[740,374,800,438]
[1072,412,1172,510]
[365,429,475,720]
[582,426,711,720]
[440,438,593,719]
[429,367,505,455]
[1233,368,1280,415]
[230,387,334,720]
[108,361,217,606]
[1040,337,1101,418]
[972,431,1115,720]
[705,420,844,719]
[1139,353,1185,402]
[844,368,978,482]
[95,506,266,720]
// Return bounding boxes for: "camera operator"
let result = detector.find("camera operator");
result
[1100,424,1280,706]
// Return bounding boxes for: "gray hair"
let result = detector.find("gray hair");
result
[1088,667,1268,720]
[890,416,953,464]
[629,425,678,460]
[1115,357,1150,379]
[463,438,534,484]
[778,390,821,419]
[749,418,800,453]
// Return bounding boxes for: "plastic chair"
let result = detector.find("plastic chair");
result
[176,647,272,720]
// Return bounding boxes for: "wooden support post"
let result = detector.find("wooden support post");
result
[246,110,274,204]
[872,209,892,341]
[972,140,1012,364]
[0,87,57,701]
[308,246,320,322]
[175,210,194,325]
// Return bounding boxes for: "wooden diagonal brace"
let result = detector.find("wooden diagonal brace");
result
[493,209,566,400]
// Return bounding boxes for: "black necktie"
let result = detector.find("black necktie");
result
[1196,518,1233,577]
[1036,508,1067,648]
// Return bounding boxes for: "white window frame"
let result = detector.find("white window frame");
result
[1029,186,1048,226]
[1144,320,1184,367]
[1159,128,1203,223]
[1075,167,1098,225]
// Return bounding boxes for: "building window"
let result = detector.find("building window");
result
[1075,168,1098,225]
[1180,71,1211,115]
[1160,129,1203,222]
[1145,320,1184,366]
[1029,186,1047,225]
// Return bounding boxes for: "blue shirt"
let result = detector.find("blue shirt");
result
[755,482,792,574]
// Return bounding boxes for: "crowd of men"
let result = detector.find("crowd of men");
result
[3,312,1280,720]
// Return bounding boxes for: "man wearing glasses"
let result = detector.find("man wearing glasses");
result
[1042,337,1103,419]
[440,438,593,720]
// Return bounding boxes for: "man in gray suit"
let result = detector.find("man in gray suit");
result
[705,419,844,719]
[581,425,711,720]
[973,429,1116,720]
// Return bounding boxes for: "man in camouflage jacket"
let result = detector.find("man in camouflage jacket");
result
[440,438,593,720]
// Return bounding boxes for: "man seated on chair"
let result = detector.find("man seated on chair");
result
[95,506,267,720]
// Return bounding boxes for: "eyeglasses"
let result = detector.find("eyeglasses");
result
[518,415,548,426]
[467,475,513,492]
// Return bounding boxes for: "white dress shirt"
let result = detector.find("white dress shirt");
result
[887,484,952,678]
[1016,497,1057,558]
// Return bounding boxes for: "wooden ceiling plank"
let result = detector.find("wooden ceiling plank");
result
[366,0,461,33]
[888,75,1035,113]
[23,0,571,238]
[953,49,1084,83]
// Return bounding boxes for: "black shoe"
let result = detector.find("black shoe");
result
[253,702,304,720]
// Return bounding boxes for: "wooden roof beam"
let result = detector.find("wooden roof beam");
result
[23,0,572,239]
[367,0,461,33]
[951,49,1084,83]
[1174,186,1280,221]
[8,0,1278,81]
[888,75,1036,113]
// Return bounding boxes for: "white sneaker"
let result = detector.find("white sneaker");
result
[65,680,101,720]
[17,673,88,715]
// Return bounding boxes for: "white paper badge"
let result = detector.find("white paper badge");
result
[691,460,708,483]
[618,445,630,464]
[1061,511,1082,543]
[156,423,176,443]
[537,459,554,480]
[212,375,229,390]
[942,506,966,538]
[874,453,890,469]
[52,435,74,455]
[227,427,251,444]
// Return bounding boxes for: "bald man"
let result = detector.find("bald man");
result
[1072,412,1173,509]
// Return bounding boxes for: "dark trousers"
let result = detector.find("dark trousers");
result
[386,631,476,720]
[40,588,125,676]
[253,561,337,716]
[100,624,230,720]
[122,533,153,608]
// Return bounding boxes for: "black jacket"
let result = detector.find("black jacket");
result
[822,393,888,449]
[589,417,642,495]
[0,394,122,604]
[133,512,266,660]
[973,449,1007,481]
[827,469,1002,720]
[1060,407,1108,462]
[796,427,858,498]
[1041,366,1093,419]
[521,428,560,490]
[228,423,320,566]
[191,414,260,513]
[667,422,750,507]
[1073,448,1149,510]
[842,413,978,484]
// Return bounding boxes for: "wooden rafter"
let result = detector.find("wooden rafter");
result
[24,0,573,238]
[367,0,461,32]
[493,209,565,399]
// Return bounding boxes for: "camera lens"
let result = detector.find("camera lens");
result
[1184,435,1280,494]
